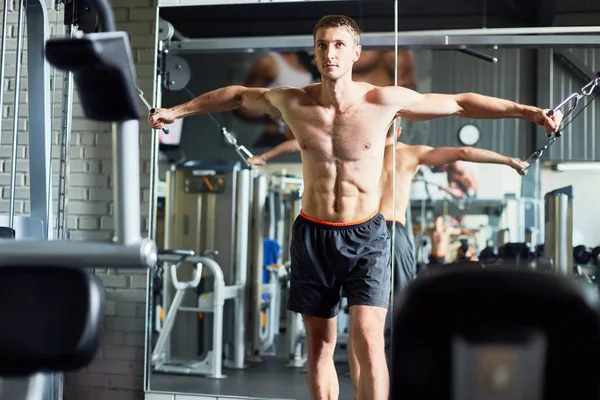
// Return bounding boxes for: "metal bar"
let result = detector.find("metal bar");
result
[56,25,75,240]
[543,187,573,276]
[112,120,142,245]
[168,32,600,54]
[249,173,267,361]
[553,50,600,93]
[145,7,162,391]
[0,0,9,149]
[27,0,53,239]
[9,0,26,229]
[147,43,162,243]
[230,169,250,369]
[0,239,157,269]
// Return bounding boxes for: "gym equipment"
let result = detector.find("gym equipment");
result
[182,87,255,167]
[543,186,573,276]
[0,1,154,399]
[55,0,103,240]
[137,86,170,134]
[43,2,156,258]
[0,266,105,400]
[281,187,305,368]
[592,246,600,267]
[392,265,600,400]
[151,252,228,379]
[160,161,247,372]
[0,0,53,240]
[524,72,599,167]
[479,245,499,262]
[573,245,592,265]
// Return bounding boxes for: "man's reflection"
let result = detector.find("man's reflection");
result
[353,49,416,89]
[432,161,478,198]
[234,51,318,147]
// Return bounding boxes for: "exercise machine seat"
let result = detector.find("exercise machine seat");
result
[0,267,105,376]
[392,265,600,400]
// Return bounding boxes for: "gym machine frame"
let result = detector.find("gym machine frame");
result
[166,27,600,55]
[8,5,158,265]
[0,0,52,239]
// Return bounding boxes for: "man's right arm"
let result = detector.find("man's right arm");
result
[416,145,529,175]
[175,86,280,119]
[149,86,283,129]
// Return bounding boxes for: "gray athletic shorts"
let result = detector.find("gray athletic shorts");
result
[288,211,391,319]
[386,221,417,293]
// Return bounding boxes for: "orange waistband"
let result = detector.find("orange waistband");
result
[299,209,378,227]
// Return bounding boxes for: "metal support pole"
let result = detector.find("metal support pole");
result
[9,0,26,228]
[148,38,163,244]
[112,120,142,245]
[0,0,9,149]
[249,174,267,361]
[56,25,75,240]
[543,187,573,276]
[27,0,53,238]
[228,168,250,369]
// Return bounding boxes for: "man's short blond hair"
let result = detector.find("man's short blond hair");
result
[313,15,361,45]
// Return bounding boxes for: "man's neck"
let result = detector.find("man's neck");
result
[320,75,355,110]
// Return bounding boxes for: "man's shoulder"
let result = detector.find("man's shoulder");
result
[399,144,431,158]
[395,144,422,169]
[269,83,317,97]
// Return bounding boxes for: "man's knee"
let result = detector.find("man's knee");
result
[303,314,337,360]
[349,306,387,362]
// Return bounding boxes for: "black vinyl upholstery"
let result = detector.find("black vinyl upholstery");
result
[392,264,600,400]
[0,267,104,376]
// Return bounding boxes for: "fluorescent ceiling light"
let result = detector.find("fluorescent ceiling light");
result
[553,163,600,172]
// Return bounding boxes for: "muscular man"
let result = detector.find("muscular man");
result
[249,127,527,293]
[149,14,561,400]
[427,215,477,265]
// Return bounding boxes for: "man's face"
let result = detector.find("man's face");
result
[448,167,476,191]
[314,27,361,81]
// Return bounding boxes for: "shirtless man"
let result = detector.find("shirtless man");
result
[149,14,561,400]
[249,127,528,293]
[427,215,477,265]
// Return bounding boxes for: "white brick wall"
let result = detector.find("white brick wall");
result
[63,0,157,398]
[0,0,155,399]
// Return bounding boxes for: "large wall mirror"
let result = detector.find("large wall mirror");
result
[144,1,600,399]
[145,1,400,399]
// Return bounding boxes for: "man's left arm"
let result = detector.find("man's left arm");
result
[375,86,562,132]
[417,145,529,175]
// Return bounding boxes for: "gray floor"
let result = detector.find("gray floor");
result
[150,353,354,399]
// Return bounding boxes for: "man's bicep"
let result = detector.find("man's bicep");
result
[240,87,282,116]
[419,147,462,166]
[394,92,463,121]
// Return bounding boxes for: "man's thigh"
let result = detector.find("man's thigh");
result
[288,217,342,319]
[343,225,391,310]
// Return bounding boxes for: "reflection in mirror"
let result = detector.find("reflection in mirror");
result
[146,2,600,399]
[146,2,398,400]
